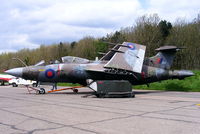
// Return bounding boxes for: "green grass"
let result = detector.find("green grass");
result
[57,83,80,87]
[134,70,200,92]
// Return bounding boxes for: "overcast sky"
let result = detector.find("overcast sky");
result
[0,0,199,53]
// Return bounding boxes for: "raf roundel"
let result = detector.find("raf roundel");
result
[127,43,135,50]
[45,69,55,79]
[156,58,163,64]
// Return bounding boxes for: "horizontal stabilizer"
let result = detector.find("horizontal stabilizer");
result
[155,46,184,51]
[146,45,183,69]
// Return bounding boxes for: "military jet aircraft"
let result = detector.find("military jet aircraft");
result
[5,42,194,94]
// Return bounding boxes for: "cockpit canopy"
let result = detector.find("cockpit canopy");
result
[61,56,89,64]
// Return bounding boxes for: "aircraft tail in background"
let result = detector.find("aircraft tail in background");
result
[145,46,183,70]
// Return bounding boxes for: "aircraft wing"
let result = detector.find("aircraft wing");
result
[104,42,146,73]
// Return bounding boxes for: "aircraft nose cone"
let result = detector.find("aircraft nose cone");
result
[5,67,23,77]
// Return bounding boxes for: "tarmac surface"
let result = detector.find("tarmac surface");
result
[0,85,200,134]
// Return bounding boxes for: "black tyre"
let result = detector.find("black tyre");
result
[73,89,78,93]
[12,83,18,87]
[95,94,100,97]
[32,83,37,87]
[39,88,45,94]
[132,94,135,98]
[96,93,105,98]
[1,82,5,86]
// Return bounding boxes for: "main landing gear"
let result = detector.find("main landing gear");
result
[38,88,46,94]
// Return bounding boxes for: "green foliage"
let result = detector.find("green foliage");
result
[110,31,126,43]
[70,41,76,49]
[134,71,200,92]
[70,36,96,59]
[166,19,200,69]
[111,14,163,57]
[158,20,172,38]
[57,83,80,87]
[94,41,108,56]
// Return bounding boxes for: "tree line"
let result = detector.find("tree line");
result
[0,13,199,72]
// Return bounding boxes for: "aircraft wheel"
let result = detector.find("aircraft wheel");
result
[32,83,37,87]
[39,88,46,94]
[1,82,5,86]
[96,93,105,98]
[95,94,100,97]
[12,83,18,87]
[73,89,78,93]
[132,93,135,98]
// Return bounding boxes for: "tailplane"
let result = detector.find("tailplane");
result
[145,46,183,69]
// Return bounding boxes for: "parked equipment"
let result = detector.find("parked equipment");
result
[89,80,134,98]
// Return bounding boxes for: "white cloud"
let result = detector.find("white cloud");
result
[0,0,142,53]
[17,0,141,28]
[147,0,200,21]
[0,0,199,53]
[0,34,39,52]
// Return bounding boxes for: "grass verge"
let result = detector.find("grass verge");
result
[57,83,80,87]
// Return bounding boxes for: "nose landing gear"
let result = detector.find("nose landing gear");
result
[38,88,46,94]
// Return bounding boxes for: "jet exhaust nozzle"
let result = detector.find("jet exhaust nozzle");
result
[171,70,194,80]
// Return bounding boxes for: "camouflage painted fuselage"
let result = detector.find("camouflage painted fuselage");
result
[5,42,194,86]
[18,61,193,86]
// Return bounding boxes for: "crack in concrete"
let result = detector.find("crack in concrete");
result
[0,119,66,134]
[26,126,65,134]
[141,116,200,124]
[0,108,99,134]
[0,94,137,116]
[1,89,199,133]
[0,122,26,133]
[71,126,99,134]
[0,108,64,127]
[70,104,200,127]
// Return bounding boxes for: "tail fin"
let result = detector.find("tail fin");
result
[104,42,146,73]
[147,46,182,69]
